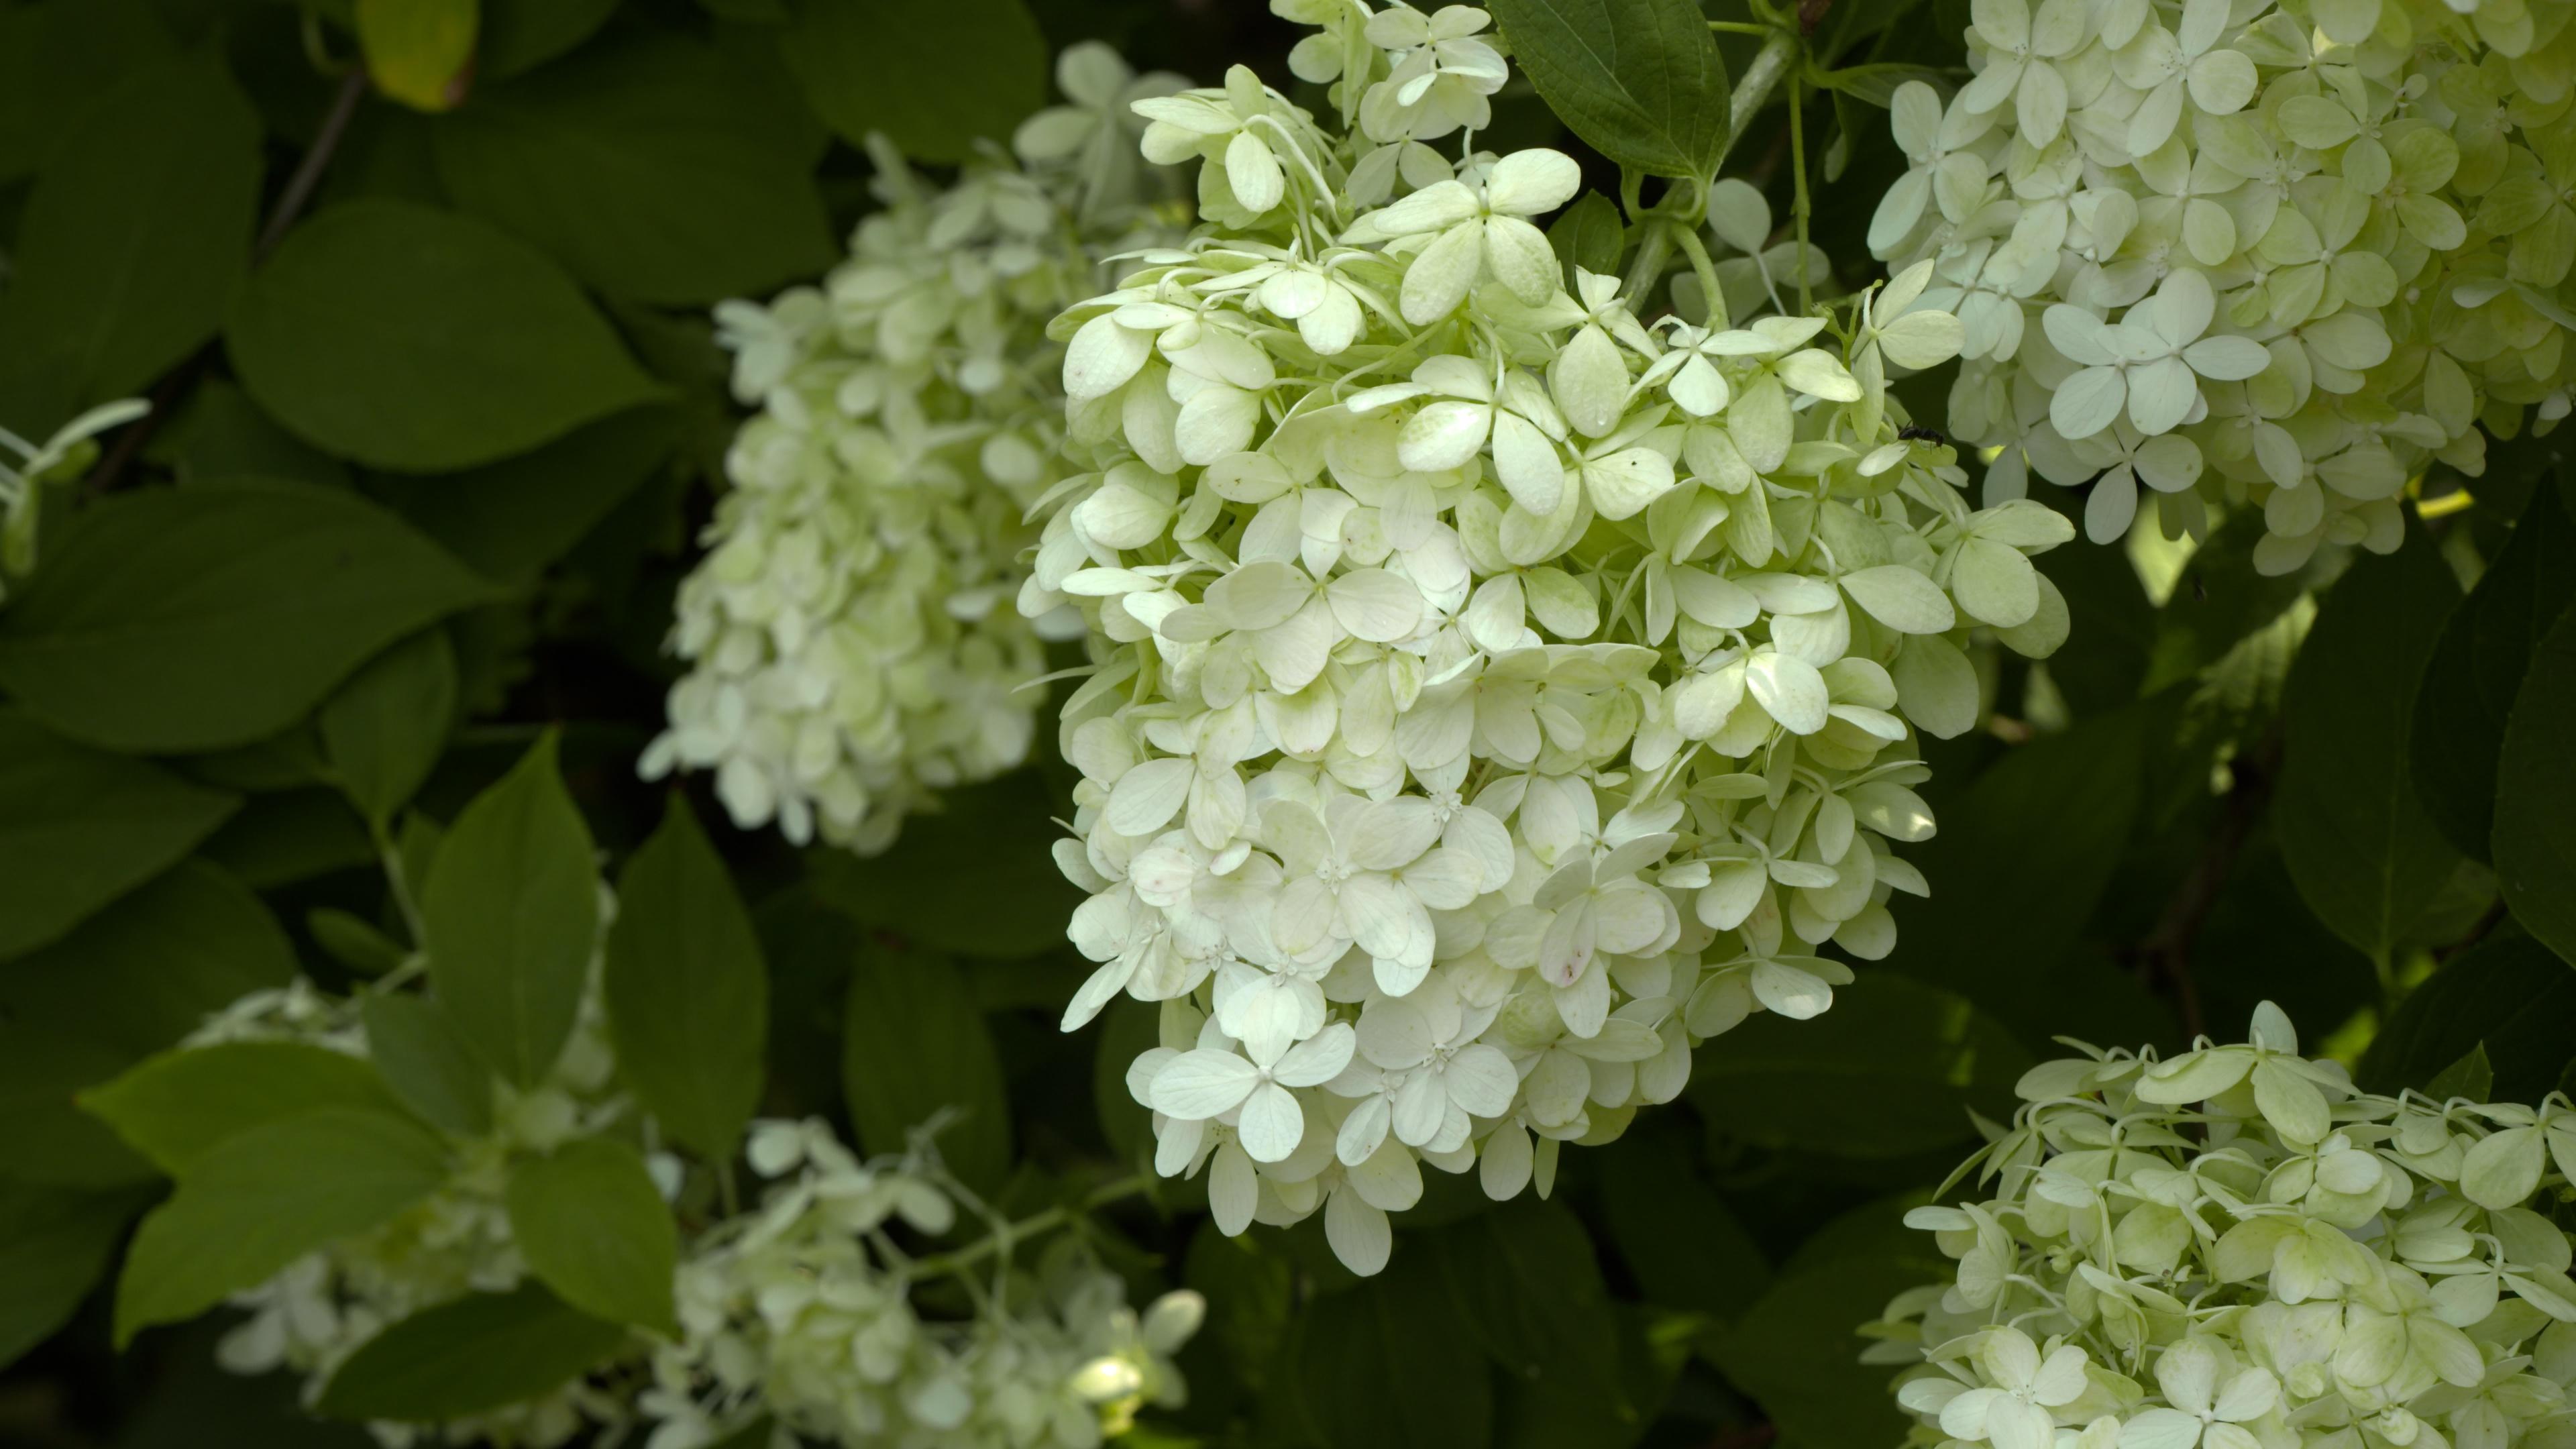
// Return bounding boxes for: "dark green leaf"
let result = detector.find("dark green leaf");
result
[804,771,1082,959]
[115,1106,450,1342]
[606,796,768,1162]
[227,198,666,471]
[504,1136,678,1335]
[1093,998,1160,1173]
[311,907,412,975]
[0,1183,154,1371]
[479,0,621,78]
[151,378,351,489]
[321,629,458,827]
[0,860,293,1056]
[2425,1042,2494,1103]
[0,0,176,184]
[1709,1197,1948,1449]
[1548,191,1626,283]
[2361,937,2576,1103]
[1687,971,2031,1159]
[368,404,680,583]
[434,31,835,305]
[201,788,378,889]
[780,0,1046,164]
[2276,535,2465,963]
[1485,0,1731,181]
[360,994,493,1135]
[1431,1199,1626,1424]
[0,710,237,959]
[0,50,260,434]
[2412,488,2576,859]
[1183,1223,1293,1398]
[1291,1248,1493,1449]
[316,1283,627,1421]
[0,1034,152,1187]
[842,943,1010,1193]
[1595,1116,1770,1324]
[424,733,600,1087]
[2496,608,2576,965]
[1892,705,2165,1047]
[0,480,495,752]
[84,1040,415,1176]
[2140,510,2332,691]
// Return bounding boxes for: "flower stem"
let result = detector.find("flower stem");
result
[1787,72,1813,312]
[904,1173,1155,1283]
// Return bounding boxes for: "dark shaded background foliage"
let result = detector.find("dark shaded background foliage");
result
[0,0,2569,1446]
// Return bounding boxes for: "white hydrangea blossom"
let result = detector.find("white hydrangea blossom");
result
[642,46,1184,854]
[1872,1002,2576,1449]
[1874,0,2576,572]
[1024,2,2075,1275]
[643,1119,1200,1449]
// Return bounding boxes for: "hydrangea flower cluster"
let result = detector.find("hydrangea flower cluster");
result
[645,1119,1199,1449]
[642,46,1183,853]
[1872,0,2576,572]
[1023,1,2078,1274]
[1870,1003,2576,1449]
[194,967,633,1448]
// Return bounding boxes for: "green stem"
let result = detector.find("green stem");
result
[1672,224,1727,327]
[374,822,429,950]
[904,1173,1154,1283]
[1619,27,1804,312]
[1787,73,1813,312]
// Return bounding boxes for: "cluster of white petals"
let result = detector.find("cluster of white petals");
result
[1874,0,2576,572]
[643,46,1183,853]
[645,1120,1199,1449]
[195,964,632,1448]
[1025,2,2078,1275]
[1872,1002,2576,1449]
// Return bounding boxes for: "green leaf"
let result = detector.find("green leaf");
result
[1430,1199,1626,1422]
[504,1136,678,1335]
[804,771,1083,959]
[0,710,237,959]
[84,1040,415,1176]
[1290,1248,1493,1449]
[480,0,621,78]
[423,733,600,1087]
[315,1283,628,1421]
[780,0,1046,164]
[201,788,378,889]
[321,629,459,828]
[2141,509,2332,691]
[1595,1116,1771,1324]
[0,50,260,435]
[841,943,1010,1193]
[227,198,666,472]
[1688,971,2031,1159]
[115,1106,450,1343]
[1890,704,2165,1047]
[1547,191,1627,284]
[311,907,412,975]
[433,31,835,305]
[1183,1223,1293,1398]
[0,1183,154,1371]
[1093,998,1160,1173]
[368,405,680,584]
[2277,535,2467,963]
[0,861,297,1185]
[2361,937,2576,1103]
[2412,488,2576,860]
[1485,0,1731,182]
[2425,1042,2494,1103]
[1708,1196,1949,1449]
[0,0,176,184]
[152,378,351,490]
[606,796,768,1162]
[0,480,495,752]
[2496,608,2576,966]
[360,994,493,1135]
[357,0,478,113]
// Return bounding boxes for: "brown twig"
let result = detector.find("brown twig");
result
[2130,725,2285,1040]
[85,67,371,494]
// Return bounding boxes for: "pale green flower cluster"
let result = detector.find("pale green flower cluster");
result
[0,398,148,602]
[1025,1,2077,1275]
[1874,0,2576,572]
[644,1119,1199,1449]
[643,46,1183,854]
[195,965,633,1449]
[1870,1003,2576,1449]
